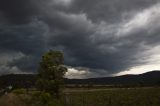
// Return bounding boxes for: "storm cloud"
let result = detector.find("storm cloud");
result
[0,0,160,78]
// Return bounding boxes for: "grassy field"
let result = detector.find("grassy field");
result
[62,87,160,106]
[0,87,160,106]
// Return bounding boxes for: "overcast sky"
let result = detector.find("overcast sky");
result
[0,0,160,78]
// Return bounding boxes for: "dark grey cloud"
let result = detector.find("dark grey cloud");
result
[69,0,159,23]
[0,20,48,73]
[0,0,39,24]
[0,21,47,53]
[0,0,160,77]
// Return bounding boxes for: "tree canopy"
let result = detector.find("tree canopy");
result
[36,50,67,98]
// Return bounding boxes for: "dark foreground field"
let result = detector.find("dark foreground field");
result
[0,87,160,106]
[62,87,160,106]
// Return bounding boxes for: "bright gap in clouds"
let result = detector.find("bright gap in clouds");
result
[116,64,160,76]
[59,0,72,3]
[53,0,72,6]
[116,46,160,76]
[65,68,90,79]
[65,45,160,78]
[118,3,160,36]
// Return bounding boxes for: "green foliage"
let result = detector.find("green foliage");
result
[12,88,26,94]
[10,90,63,106]
[36,50,67,98]
[32,92,63,106]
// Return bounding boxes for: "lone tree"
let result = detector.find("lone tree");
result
[36,50,67,98]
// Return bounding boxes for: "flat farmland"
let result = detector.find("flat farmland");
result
[62,87,160,106]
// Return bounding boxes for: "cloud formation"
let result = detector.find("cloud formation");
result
[0,0,160,78]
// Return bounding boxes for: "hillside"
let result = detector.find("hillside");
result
[0,71,160,88]
[66,71,160,86]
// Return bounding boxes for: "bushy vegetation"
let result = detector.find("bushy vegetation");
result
[0,89,63,106]
[36,50,67,99]
[12,88,27,94]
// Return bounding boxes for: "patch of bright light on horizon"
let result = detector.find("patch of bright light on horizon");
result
[65,68,90,79]
[116,64,160,76]
[115,46,160,76]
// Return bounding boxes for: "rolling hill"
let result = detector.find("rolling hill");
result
[0,71,160,88]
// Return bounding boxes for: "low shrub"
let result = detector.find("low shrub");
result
[12,89,26,94]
